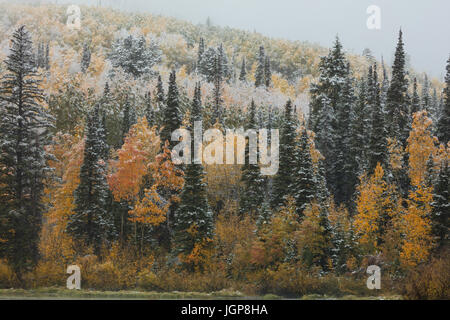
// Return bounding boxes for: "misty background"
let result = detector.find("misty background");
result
[6,0,450,79]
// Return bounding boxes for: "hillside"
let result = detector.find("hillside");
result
[0,3,448,300]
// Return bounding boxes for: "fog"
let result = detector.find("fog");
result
[6,0,450,78]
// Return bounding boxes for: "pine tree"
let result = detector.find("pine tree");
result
[108,34,161,78]
[436,55,450,145]
[120,98,136,147]
[421,74,431,112]
[351,78,370,175]
[431,160,449,249]
[144,91,154,127]
[411,77,421,114]
[173,83,213,256]
[368,64,388,172]
[81,42,91,73]
[198,47,217,82]
[36,41,44,69]
[44,42,50,70]
[160,70,182,149]
[197,37,205,71]
[156,74,165,103]
[212,55,224,124]
[66,105,114,255]
[334,63,357,205]
[291,128,316,217]
[271,100,298,208]
[0,26,53,274]
[240,100,265,215]
[264,56,271,88]
[217,43,229,80]
[308,36,348,197]
[255,46,265,87]
[239,57,247,81]
[386,29,410,146]
[380,56,389,109]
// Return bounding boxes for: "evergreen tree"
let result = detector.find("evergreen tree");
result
[386,29,410,146]
[411,77,421,114]
[173,83,213,257]
[197,37,205,71]
[255,46,265,87]
[160,70,182,149]
[431,160,449,249]
[368,65,388,172]
[198,47,217,82]
[239,57,247,81]
[308,36,348,197]
[0,26,53,274]
[291,128,316,217]
[44,42,50,70]
[156,74,165,103]
[436,56,450,145]
[217,43,230,80]
[380,57,389,109]
[264,56,271,88]
[239,100,265,215]
[351,78,370,175]
[334,63,357,205]
[144,91,154,127]
[421,74,431,112]
[271,100,298,208]
[81,42,91,73]
[66,105,114,254]
[108,34,161,78]
[120,98,136,146]
[212,55,224,124]
[36,41,44,69]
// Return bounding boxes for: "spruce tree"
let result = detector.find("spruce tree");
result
[436,56,450,145]
[197,37,205,71]
[36,41,44,69]
[156,74,165,103]
[411,77,421,114]
[271,100,298,208]
[255,46,265,87]
[66,105,114,255]
[264,56,271,88]
[351,78,370,175]
[0,26,53,274]
[173,84,213,257]
[160,70,182,149]
[120,98,136,147]
[334,63,357,205]
[368,65,388,172]
[144,91,154,127]
[421,74,431,112]
[386,29,410,146]
[291,128,316,217]
[212,55,224,124]
[239,57,247,81]
[81,42,91,73]
[44,42,50,70]
[239,100,265,215]
[217,43,229,80]
[431,160,449,249]
[198,47,217,82]
[308,36,348,197]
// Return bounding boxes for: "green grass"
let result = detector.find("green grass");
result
[0,288,402,300]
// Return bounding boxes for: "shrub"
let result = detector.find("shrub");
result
[0,260,16,288]
[403,251,450,299]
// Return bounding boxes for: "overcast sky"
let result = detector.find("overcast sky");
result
[22,0,450,79]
